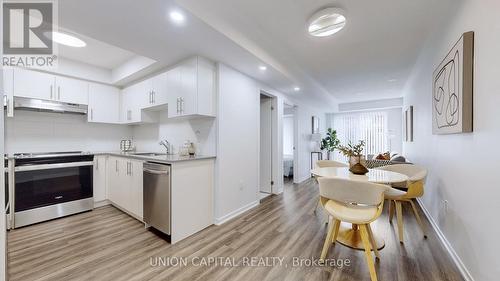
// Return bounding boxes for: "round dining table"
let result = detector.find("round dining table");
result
[311,166,409,251]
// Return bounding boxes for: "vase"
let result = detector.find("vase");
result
[349,155,368,175]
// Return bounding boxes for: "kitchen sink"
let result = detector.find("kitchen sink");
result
[132,152,168,157]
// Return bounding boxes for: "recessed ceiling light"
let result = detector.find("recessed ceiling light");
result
[50,31,86,47]
[259,65,267,71]
[294,87,301,91]
[169,10,185,24]
[388,79,398,82]
[308,8,346,37]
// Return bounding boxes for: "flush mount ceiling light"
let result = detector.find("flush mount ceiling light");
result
[169,10,185,24]
[308,7,346,37]
[259,65,267,71]
[50,31,86,47]
[294,86,301,91]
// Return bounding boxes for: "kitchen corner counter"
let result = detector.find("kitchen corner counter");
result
[103,152,216,164]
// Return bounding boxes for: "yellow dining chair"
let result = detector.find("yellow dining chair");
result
[318,177,388,281]
[313,160,348,215]
[376,164,428,243]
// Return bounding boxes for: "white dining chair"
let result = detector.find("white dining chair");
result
[313,160,349,215]
[376,164,428,243]
[318,177,388,281]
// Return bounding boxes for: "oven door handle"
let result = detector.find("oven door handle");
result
[15,161,94,172]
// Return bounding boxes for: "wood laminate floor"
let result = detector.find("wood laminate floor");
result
[7,179,464,281]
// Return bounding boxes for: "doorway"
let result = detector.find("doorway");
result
[283,104,296,184]
[259,94,272,199]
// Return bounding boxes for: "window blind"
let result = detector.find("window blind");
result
[332,111,388,161]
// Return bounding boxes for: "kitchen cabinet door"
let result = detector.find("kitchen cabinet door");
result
[93,156,107,203]
[196,57,216,116]
[88,83,120,123]
[121,87,142,123]
[179,57,197,116]
[108,157,127,208]
[55,76,89,104]
[3,68,14,117]
[13,68,55,100]
[150,72,169,106]
[129,160,144,219]
[167,67,182,118]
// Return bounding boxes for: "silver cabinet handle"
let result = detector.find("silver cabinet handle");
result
[149,91,152,104]
[116,160,118,172]
[57,86,61,100]
[4,95,9,115]
[152,91,155,104]
[176,97,180,114]
[95,158,98,170]
[129,162,133,176]
[90,109,94,121]
[50,85,53,99]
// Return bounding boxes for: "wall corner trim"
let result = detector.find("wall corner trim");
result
[214,200,260,225]
[416,199,475,281]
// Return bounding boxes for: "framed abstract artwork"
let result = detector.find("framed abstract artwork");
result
[432,31,474,134]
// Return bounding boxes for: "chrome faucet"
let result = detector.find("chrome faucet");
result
[159,140,171,154]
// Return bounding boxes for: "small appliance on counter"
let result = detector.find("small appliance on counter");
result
[120,139,135,152]
[179,140,196,156]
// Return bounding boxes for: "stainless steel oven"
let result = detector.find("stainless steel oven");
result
[13,152,94,228]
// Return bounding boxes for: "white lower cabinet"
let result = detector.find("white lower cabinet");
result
[93,155,108,203]
[107,156,143,220]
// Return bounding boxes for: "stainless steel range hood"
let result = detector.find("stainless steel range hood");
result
[13,97,88,115]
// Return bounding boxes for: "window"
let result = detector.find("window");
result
[332,111,388,161]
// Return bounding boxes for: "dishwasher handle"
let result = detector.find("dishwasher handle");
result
[143,168,170,175]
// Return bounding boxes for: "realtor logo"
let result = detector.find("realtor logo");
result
[2,0,58,68]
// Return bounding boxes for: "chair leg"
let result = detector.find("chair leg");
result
[360,224,378,281]
[320,216,335,260]
[409,199,427,239]
[388,200,395,223]
[395,201,404,244]
[313,198,320,214]
[330,219,341,244]
[366,223,380,261]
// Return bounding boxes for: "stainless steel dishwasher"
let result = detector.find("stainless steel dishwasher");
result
[143,162,171,235]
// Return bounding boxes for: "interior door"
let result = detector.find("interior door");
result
[260,96,273,193]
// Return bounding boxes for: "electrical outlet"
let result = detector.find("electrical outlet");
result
[442,200,449,214]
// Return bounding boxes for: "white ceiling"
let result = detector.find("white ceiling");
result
[57,30,136,69]
[178,0,454,103]
[57,0,454,105]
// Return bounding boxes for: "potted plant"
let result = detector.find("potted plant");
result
[337,140,369,175]
[320,128,340,160]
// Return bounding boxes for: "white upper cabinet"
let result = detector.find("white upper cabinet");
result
[13,68,55,100]
[55,76,89,105]
[120,80,157,124]
[150,72,169,106]
[3,68,14,117]
[88,83,120,124]
[12,68,89,105]
[168,56,216,118]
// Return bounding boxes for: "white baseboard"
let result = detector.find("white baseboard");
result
[416,198,474,281]
[295,174,311,184]
[94,200,111,208]
[214,200,259,225]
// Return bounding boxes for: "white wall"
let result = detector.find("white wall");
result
[283,115,294,155]
[131,113,216,156]
[5,111,131,153]
[215,63,333,223]
[403,0,499,280]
